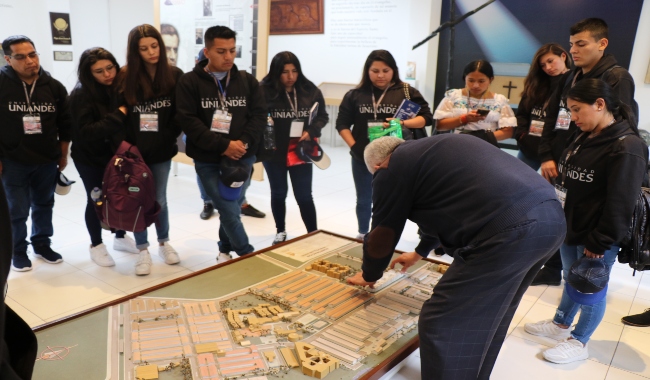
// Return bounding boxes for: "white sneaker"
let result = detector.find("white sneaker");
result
[90,244,115,267]
[273,232,287,245]
[158,242,180,265]
[356,233,366,240]
[135,250,152,276]
[524,319,572,341]
[113,236,140,254]
[543,339,588,364]
[217,252,232,264]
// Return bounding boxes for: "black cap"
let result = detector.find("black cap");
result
[218,158,251,201]
[566,257,610,305]
[296,139,330,170]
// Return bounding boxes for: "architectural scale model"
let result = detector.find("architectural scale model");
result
[110,244,449,380]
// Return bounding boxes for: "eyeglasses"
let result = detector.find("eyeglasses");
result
[92,64,116,74]
[8,52,39,61]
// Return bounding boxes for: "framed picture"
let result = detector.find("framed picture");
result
[53,51,73,61]
[270,0,324,35]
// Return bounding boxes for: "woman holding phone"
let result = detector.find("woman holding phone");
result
[434,60,516,147]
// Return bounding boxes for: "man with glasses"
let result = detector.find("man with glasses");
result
[0,35,72,271]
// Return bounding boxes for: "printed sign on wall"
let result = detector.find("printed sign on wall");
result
[50,12,72,45]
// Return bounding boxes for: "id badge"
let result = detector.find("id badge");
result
[211,109,232,134]
[554,108,571,131]
[140,113,159,132]
[367,119,384,129]
[554,184,567,209]
[23,114,42,134]
[529,120,544,137]
[289,119,304,138]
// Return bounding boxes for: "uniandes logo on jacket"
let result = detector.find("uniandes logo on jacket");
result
[201,96,247,109]
[132,97,172,113]
[8,101,56,113]
[558,162,595,183]
[358,103,398,115]
[270,108,310,119]
[531,106,544,118]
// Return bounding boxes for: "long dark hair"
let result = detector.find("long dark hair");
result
[521,43,571,109]
[260,51,316,98]
[356,50,402,89]
[117,24,176,106]
[75,47,120,103]
[567,78,638,135]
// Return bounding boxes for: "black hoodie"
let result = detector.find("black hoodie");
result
[69,84,126,168]
[557,119,648,254]
[176,62,266,164]
[0,66,71,164]
[261,83,329,163]
[539,54,636,163]
[336,82,433,161]
[119,66,184,165]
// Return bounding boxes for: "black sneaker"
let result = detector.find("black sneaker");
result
[11,251,32,272]
[32,244,63,264]
[241,204,266,218]
[531,266,562,286]
[621,309,650,327]
[200,202,214,220]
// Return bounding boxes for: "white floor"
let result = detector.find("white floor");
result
[6,144,650,380]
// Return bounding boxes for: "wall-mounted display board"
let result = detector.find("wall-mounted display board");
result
[32,231,450,380]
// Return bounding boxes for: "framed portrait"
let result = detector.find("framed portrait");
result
[270,0,324,35]
[53,51,73,61]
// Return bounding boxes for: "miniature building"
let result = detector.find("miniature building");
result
[280,347,299,368]
[135,364,159,379]
[294,342,339,379]
[264,350,276,362]
[196,342,219,354]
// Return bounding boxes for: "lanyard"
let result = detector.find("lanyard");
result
[560,132,587,187]
[371,83,392,120]
[285,89,298,117]
[22,79,38,113]
[205,67,230,110]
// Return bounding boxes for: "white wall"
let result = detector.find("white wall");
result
[0,0,154,92]
[629,1,650,132]
[267,0,442,103]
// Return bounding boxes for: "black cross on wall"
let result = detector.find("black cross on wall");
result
[503,81,517,98]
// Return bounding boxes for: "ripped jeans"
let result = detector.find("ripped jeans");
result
[552,244,619,344]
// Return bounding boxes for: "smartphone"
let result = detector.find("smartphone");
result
[476,109,490,116]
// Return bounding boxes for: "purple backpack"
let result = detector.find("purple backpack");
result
[98,141,160,232]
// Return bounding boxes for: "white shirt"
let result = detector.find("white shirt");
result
[433,89,517,131]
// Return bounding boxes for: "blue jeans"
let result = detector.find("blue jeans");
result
[1,159,57,253]
[553,244,619,344]
[134,160,171,249]
[351,157,372,234]
[195,156,255,256]
[263,160,317,233]
[197,174,212,203]
[517,150,541,171]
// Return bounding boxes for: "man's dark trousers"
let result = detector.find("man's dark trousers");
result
[419,199,566,379]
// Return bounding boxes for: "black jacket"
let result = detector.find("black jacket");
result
[539,54,636,163]
[262,84,329,163]
[558,119,647,254]
[176,62,266,164]
[514,75,563,161]
[120,66,184,165]
[0,66,71,164]
[336,83,433,161]
[361,134,557,282]
[69,84,126,168]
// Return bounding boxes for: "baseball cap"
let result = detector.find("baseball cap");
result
[565,257,610,305]
[296,140,330,170]
[218,158,251,201]
[54,171,75,195]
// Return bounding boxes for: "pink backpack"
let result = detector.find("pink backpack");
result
[98,141,160,232]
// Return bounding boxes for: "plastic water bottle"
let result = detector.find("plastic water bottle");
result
[91,187,103,205]
[264,113,276,150]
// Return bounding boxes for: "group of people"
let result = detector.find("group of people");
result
[345,17,649,380]
[1,15,649,379]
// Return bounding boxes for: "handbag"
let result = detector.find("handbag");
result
[402,83,427,140]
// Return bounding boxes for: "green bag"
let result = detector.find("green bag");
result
[368,120,403,141]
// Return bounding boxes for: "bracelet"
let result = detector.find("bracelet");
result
[460,115,468,125]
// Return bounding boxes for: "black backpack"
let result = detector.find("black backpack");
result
[618,187,650,274]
